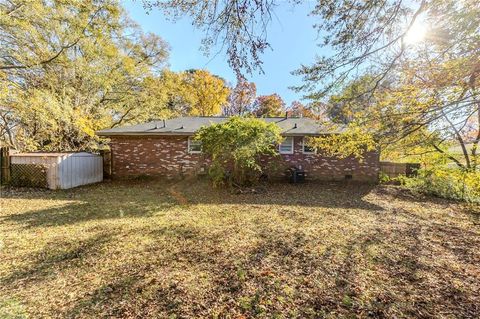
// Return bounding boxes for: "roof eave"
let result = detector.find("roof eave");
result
[97,131,338,137]
[96,131,195,137]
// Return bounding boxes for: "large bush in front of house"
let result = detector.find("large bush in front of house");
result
[196,116,282,186]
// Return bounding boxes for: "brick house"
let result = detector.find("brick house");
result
[97,116,380,182]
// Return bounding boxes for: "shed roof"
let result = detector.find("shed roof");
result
[96,116,345,137]
[11,152,95,157]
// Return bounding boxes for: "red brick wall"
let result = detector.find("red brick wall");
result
[263,136,380,182]
[109,136,208,178]
[108,135,379,181]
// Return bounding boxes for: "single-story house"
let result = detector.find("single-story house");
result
[96,116,380,181]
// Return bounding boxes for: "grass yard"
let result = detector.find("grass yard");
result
[1,179,479,318]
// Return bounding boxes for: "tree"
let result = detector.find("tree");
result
[142,0,276,76]
[1,0,121,72]
[150,69,230,117]
[299,0,479,170]
[307,123,377,160]
[251,94,286,117]
[195,117,282,186]
[183,70,230,116]
[0,1,170,150]
[288,101,320,119]
[315,51,479,170]
[140,0,431,81]
[374,54,479,171]
[292,1,479,171]
[109,74,179,128]
[325,76,378,124]
[142,1,479,99]
[224,79,256,116]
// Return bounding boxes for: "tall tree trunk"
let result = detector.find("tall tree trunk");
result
[471,99,480,170]
[441,108,471,169]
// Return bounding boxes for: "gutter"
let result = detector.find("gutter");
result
[96,132,335,137]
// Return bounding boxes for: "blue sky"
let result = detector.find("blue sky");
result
[122,1,322,105]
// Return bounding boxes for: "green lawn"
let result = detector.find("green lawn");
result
[0,179,479,318]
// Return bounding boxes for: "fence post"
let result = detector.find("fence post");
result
[100,149,112,179]
[406,163,420,177]
[0,146,11,185]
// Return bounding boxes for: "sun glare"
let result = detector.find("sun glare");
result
[404,20,427,45]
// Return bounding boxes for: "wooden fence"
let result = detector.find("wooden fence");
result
[380,161,420,178]
[100,149,111,179]
[0,146,11,184]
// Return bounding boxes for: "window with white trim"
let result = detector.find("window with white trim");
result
[279,136,294,154]
[188,137,202,153]
[302,137,315,154]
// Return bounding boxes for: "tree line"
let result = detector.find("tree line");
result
[2,0,478,173]
[0,1,319,152]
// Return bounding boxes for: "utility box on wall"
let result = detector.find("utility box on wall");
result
[10,152,103,189]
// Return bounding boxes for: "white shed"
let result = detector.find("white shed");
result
[10,152,103,189]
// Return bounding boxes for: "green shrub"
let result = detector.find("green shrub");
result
[397,168,480,203]
[195,116,282,187]
[378,171,391,184]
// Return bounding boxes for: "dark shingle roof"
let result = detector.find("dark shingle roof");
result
[96,116,345,137]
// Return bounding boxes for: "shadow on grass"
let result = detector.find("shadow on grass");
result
[2,179,479,317]
[63,224,207,318]
[0,200,176,228]
[1,232,114,286]
[65,266,187,318]
[0,180,178,228]
[183,179,385,211]
[1,179,384,229]
[2,178,382,206]
[60,208,480,318]
[61,214,479,318]
[1,206,478,317]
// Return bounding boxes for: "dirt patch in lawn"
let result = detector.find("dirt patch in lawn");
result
[168,183,189,205]
[0,180,479,318]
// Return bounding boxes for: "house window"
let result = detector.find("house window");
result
[188,137,202,153]
[279,136,294,154]
[302,138,315,154]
